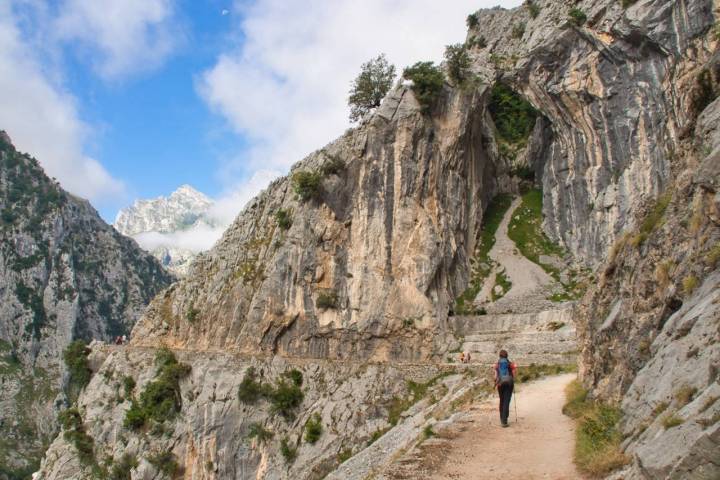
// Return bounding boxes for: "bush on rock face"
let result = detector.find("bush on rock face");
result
[402,62,445,113]
[292,171,323,202]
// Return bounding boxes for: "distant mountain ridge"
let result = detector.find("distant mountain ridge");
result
[114,185,218,275]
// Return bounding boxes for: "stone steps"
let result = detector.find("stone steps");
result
[447,307,578,366]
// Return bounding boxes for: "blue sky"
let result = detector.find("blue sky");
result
[0,0,520,236]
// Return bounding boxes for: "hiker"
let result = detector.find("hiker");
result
[122,334,128,344]
[465,351,471,363]
[114,336,122,345]
[459,352,466,363]
[494,349,517,427]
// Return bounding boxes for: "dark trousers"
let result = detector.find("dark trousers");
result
[498,383,514,424]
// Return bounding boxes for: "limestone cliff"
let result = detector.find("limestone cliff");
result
[33,0,720,478]
[0,133,174,477]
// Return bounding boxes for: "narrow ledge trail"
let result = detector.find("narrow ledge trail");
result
[381,374,585,480]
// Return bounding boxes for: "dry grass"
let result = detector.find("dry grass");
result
[688,195,704,234]
[662,413,684,429]
[654,260,674,290]
[563,380,629,476]
[674,385,697,408]
[682,275,699,296]
[706,242,720,268]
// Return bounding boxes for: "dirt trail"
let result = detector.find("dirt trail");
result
[477,197,553,304]
[427,374,584,480]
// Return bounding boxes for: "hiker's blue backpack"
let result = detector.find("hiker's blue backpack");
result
[498,358,513,386]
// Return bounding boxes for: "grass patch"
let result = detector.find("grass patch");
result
[563,380,629,476]
[490,270,512,301]
[508,189,564,276]
[58,408,96,466]
[247,422,274,444]
[304,413,323,444]
[516,363,577,384]
[705,242,720,267]
[662,414,684,429]
[109,453,138,480]
[651,401,669,418]
[455,194,513,314]
[568,8,587,26]
[147,450,180,477]
[274,209,292,230]
[280,437,297,463]
[682,275,699,296]
[633,192,672,248]
[386,373,451,426]
[674,385,697,408]
[337,448,353,463]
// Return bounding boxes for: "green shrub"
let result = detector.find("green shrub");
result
[563,380,629,476]
[269,379,305,418]
[488,83,538,145]
[186,307,199,323]
[122,376,136,397]
[320,154,346,176]
[423,425,435,438]
[304,413,323,443]
[403,62,445,113]
[512,22,526,39]
[280,437,297,463]
[527,2,541,18]
[63,340,92,403]
[123,349,190,430]
[247,422,274,443]
[274,209,292,230]
[109,453,138,480]
[621,0,638,7]
[316,290,338,310]
[58,408,95,465]
[284,368,303,387]
[467,13,479,28]
[337,448,353,463]
[147,450,180,477]
[633,191,672,247]
[470,35,487,49]
[348,54,396,122]
[568,8,587,26]
[444,43,471,84]
[238,367,266,404]
[292,171,323,202]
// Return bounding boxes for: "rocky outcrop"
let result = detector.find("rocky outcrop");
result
[129,83,513,361]
[33,0,720,478]
[0,134,174,476]
[114,185,217,276]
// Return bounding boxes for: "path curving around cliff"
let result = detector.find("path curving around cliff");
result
[381,374,584,480]
[476,197,554,306]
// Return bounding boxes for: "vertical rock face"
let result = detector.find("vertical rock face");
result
[130,85,510,361]
[467,0,714,263]
[0,134,174,476]
[32,0,720,479]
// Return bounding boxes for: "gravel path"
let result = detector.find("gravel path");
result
[427,373,584,480]
[476,197,554,305]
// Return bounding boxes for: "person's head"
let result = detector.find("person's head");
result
[499,349,508,358]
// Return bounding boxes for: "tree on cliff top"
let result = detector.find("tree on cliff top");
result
[348,53,396,122]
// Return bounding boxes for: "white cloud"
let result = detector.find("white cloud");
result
[0,3,125,204]
[135,224,222,253]
[198,0,522,175]
[208,168,281,226]
[54,0,177,79]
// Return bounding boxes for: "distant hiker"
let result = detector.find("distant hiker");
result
[459,352,466,363]
[114,336,122,345]
[122,334,128,344]
[465,351,471,363]
[494,349,517,427]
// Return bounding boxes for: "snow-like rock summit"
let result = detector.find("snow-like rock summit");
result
[115,184,213,235]
[114,185,219,276]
